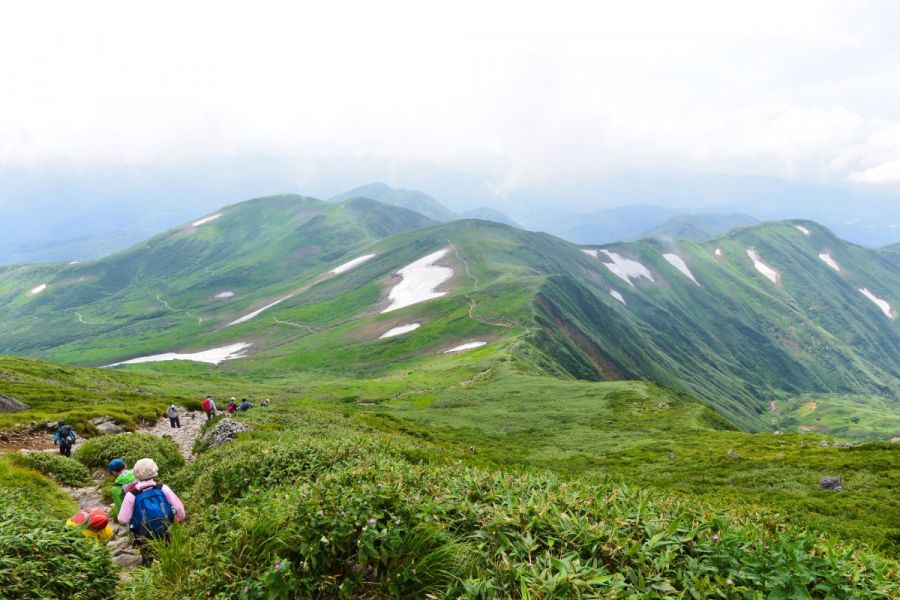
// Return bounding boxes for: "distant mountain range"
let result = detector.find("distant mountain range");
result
[1,194,895,433]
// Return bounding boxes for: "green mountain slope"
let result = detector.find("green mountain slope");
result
[329,182,459,222]
[0,200,896,434]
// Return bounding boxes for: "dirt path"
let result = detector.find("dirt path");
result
[137,410,205,462]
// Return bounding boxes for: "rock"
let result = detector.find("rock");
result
[819,440,829,447]
[200,417,251,449]
[667,452,677,460]
[819,476,843,492]
[0,394,28,413]
[727,449,741,459]
[112,550,142,568]
[657,402,669,409]
[91,418,124,435]
[773,430,783,435]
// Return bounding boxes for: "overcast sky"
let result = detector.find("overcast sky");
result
[3,0,900,198]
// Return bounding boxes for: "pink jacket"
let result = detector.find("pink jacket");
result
[116,479,186,525]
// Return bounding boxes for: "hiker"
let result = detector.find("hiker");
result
[66,506,113,542]
[202,395,217,420]
[226,397,238,413]
[166,404,181,428]
[53,421,76,457]
[108,458,136,519]
[261,398,270,407]
[117,458,185,565]
[238,399,252,412]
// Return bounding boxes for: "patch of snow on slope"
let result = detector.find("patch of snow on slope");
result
[609,290,626,305]
[191,213,222,227]
[227,296,291,326]
[331,254,376,274]
[215,291,235,298]
[714,248,723,258]
[444,341,487,353]
[380,323,420,338]
[581,249,598,258]
[598,250,654,287]
[105,342,251,367]
[858,288,894,319]
[382,248,453,313]
[747,249,779,283]
[818,253,841,272]
[795,225,811,236]
[662,253,700,285]
[28,284,47,295]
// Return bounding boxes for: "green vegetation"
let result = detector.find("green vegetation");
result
[773,393,900,441]
[12,452,92,487]
[123,407,898,599]
[0,456,117,599]
[74,433,184,479]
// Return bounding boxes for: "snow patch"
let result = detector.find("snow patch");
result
[818,253,841,272]
[747,249,779,283]
[795,225,811,236]
[714,248,723,258]
[581,249,598,258]
[69,260,79,265]
[227,296,291,326]
[28,283,47,295]
[858,288,894,319]
[215,291,235,299]
[609,290,626,305]
[379,323,420,338]
[598,250,654,287]
[331,254,376,274]
[662,253,700,285]
[105,342,251,367]
[444,341,487,353]
[382,248,453,313]
[191,213,222,227]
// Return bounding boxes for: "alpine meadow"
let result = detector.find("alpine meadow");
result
[1,191,898,599]
[3,3,900,598]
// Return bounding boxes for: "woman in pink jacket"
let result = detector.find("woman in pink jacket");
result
[117,457,186,564]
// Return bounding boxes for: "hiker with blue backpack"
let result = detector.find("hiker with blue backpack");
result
[116,457,185,565]
[53,421,76,457]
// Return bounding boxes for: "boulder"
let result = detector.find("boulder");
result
[819,440,829,447]
[201,417,251,449]
[819,476,843,492]
[726,448,741,459]
[91,418,124,435]
[0,394,28,413]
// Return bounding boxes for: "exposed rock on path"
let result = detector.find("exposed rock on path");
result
[138,410,206,462]
[200,416,251,449]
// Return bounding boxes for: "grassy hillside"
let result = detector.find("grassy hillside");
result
[638,213,759,241]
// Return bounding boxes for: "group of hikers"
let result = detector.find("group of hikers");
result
[201,394,269,419]
[54,395,270,565]
[64,456,186,564]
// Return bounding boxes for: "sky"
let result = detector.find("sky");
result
[2,1,900,201]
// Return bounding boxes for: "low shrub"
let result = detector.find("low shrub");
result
[74,433,183,479]
[12,451,92,487]
[0,458,117,599]
[125,416,900,599]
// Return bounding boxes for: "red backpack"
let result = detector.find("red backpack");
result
[202,398,212,412]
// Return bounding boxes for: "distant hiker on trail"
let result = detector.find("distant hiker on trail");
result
[166,404,181,428]
[239,399,252,412]
[53,421,76,457]
[108,458,136,519]
[202,395,217,420]
[66,506,113,542]
[117,458,185,565]
[261,398,270,407]
[226,397,238,414]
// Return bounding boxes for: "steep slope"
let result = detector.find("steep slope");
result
[638,213,759,240]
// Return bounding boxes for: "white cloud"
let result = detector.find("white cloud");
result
[1,0,900,189]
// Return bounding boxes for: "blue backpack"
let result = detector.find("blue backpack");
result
[129,484,175,538]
